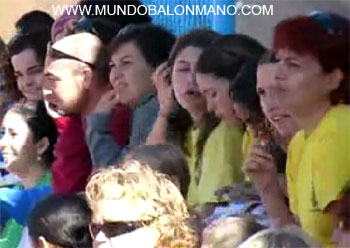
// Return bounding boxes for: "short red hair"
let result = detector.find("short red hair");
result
[273,13,349,104]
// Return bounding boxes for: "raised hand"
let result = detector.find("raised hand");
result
[92,89,120,114]
[244,142,279,193]
[152,62,174,117]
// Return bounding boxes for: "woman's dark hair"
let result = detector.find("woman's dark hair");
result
[110,23,175,69]
[0,54,22,101]
[167,29,221,169]
[78,0,151,44]
[196,34,266,126]
[5,30,52,99]
[127,144,190,197]
[28,194,92,248]
[196,36,287,173]
[15,10,54,35]
[273,12,349,105]
[8,30,51,65]
[168,28,220,66]
[8,101,57,166]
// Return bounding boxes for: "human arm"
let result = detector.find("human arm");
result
[146,62,173,145]
[85,90,127,167]
[244,143,296,227]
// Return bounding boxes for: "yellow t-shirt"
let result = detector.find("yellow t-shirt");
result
[286,104,350,247]
[186,121,245,209]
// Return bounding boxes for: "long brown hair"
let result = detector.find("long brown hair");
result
[167,29,221,166]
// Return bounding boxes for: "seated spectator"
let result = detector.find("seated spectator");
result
[257,51,299,151]
[239,52,299,229]
[125,144,190,198]
[0,102,57,247]
[202,216,264,248]
[85,160,198,248]
[195,34,266,159]
[254,12,349,246]
[238,226,319,248]
[46,0,149,194]
[43,32,130,193]
[0,36,20,185]
[28,194,92,248]
[7,30,51,105]
[149,29,246,215]
[86,24,175,166]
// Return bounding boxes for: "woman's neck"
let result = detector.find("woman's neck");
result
[296,101,332,136]
[17,162,46,188]
[190,109,206,127]
[225,116,244,130]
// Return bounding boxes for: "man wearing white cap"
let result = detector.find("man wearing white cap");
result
[43,32,130,193]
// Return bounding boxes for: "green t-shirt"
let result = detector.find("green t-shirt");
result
[186,121,245,209]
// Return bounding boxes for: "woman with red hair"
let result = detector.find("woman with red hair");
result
[247,12,349,247]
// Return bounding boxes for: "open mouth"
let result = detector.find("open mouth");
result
[185,90,201,96]
[270,115,290,123]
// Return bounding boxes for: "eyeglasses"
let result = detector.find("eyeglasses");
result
[89,220,151,239]
[309,11,345,36]
[46,41,95,69]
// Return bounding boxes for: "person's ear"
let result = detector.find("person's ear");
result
[38,236,51,248]
[36,137,50,158]
[324,68,343,93]
[81,67,93,90]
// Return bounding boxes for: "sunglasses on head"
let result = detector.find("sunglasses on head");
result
[309,11,345,36]
[46,41,95,69]
[89,220,152,239]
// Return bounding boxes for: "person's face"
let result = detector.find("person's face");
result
[91,199,159,248]
[0,112,37,174]
[196,73,241,126]
[43,59,88,115]
[109,42,154,108]
[273,48,340,121]
[172,46,207,114]
[257,63,298,138]
[11,48,44,102]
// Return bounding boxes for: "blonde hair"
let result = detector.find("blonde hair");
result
[238,225,320,248]
[202,217,264,248]
[86,160,198,247]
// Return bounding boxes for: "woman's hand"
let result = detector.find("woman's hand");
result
[152,62,174,117]
[244,142,279,193]
[92,89,119,114]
